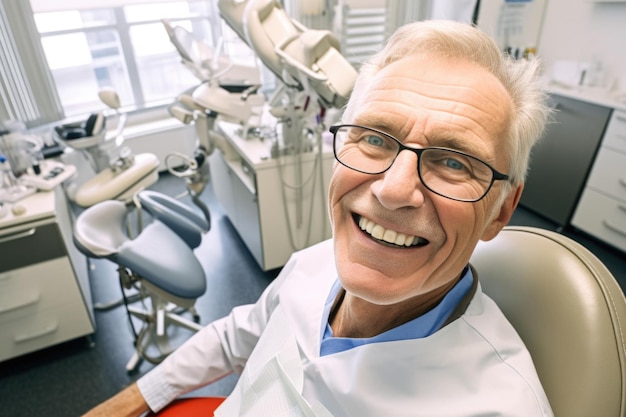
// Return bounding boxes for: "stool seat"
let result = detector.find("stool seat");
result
[73,198,206,299]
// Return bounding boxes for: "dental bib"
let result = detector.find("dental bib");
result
[215,306,333,417]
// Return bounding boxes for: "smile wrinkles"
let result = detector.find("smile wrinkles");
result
[357,215,428,247]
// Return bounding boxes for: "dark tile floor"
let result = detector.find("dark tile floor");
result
[0,172,624,417]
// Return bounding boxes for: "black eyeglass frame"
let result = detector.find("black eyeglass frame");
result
[329,124,510,203]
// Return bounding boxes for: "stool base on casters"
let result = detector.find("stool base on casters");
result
[125,293,204,374]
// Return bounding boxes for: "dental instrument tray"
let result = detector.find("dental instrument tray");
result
[53,113,106,150]
[20,160,77,191]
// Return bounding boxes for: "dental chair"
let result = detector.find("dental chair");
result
[162,18,261,87]
[73,189,209,373]
[163,15,265,147]
[147,226,626,416]
[471,226,626,417]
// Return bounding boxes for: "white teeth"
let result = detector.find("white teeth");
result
[358,216,421,247]
[395,233,414,247]
[383,229,397,243]
[371,224,385,240]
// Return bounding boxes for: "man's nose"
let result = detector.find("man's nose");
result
[370,150,426,210]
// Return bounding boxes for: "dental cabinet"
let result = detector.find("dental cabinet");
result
[519,84,626,254]
[0,188,94,362]
[572,109,626,253]
[520,94,612,226]
[210,122,333,271]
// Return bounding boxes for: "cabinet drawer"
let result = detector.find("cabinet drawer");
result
[0,257,85,323]
[0,222,66,273]
[585,147,626,201]
[572,188,626,252]
[603,110,626,153]
[0,301,93,362]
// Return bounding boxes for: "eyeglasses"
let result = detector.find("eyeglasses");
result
[330,124,509,202]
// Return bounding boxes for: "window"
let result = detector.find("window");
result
[1,0,257,128]
[33,1,221,117]
[1,0,429,130]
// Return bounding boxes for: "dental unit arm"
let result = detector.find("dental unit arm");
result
[168,85,269,227]
[219,0,357,107]
[164,95,215,226]
[164,16,266,223]
[218,0,357,151]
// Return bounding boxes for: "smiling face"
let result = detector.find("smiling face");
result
[329,53,521,309]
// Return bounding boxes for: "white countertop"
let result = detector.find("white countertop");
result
[0,190,56,231]
[545,83,626,112]
[218,120,334,170]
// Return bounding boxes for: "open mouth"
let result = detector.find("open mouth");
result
[354,214,428,248]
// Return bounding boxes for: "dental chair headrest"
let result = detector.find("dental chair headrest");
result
[243,0,304,84]
[276,30,357,108]
[218,0,250,47]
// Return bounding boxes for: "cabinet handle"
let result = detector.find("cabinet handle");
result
[0,292,40,314]
[616,115,626,123]
[603,220,626,238]
[14,322,58,343]
[0,228,36,244]
[620,178,626,188]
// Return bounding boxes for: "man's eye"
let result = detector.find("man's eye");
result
[364,135,385,147]
[444,158,467,171]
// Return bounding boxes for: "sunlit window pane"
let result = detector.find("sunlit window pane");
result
[33,1,253,117]
[124,1,209,23]
[220,23,257,67]
[34,10,115,33]
[130,22,198,103]
[40,30,133,115]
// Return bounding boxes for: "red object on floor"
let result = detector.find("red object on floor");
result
[147,397,226,416]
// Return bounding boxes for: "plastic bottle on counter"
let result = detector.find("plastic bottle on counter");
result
[0,154,12,188]
[0,154,14,205]
[1,155,19,197]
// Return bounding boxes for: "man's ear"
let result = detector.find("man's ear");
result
[481,184,524,242]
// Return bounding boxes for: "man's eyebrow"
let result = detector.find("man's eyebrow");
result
[430,136,493,161]
[351,119,394,134]
[350,118,496,161]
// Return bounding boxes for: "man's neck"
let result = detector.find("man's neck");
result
[329,276,461,339]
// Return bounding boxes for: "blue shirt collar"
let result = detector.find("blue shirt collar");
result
[320,267,474,356]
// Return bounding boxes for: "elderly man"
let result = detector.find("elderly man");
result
[83,19,552,417]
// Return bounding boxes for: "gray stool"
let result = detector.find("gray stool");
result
[73,190,209,372]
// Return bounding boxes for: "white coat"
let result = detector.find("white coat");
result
[139,239,554,417]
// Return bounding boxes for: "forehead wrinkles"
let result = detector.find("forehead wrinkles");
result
[352,72,511,156]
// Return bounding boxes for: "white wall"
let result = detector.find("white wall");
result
[537,0,626,92]
[479,0,626,93]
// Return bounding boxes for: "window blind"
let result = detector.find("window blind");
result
[0,0,64,129]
